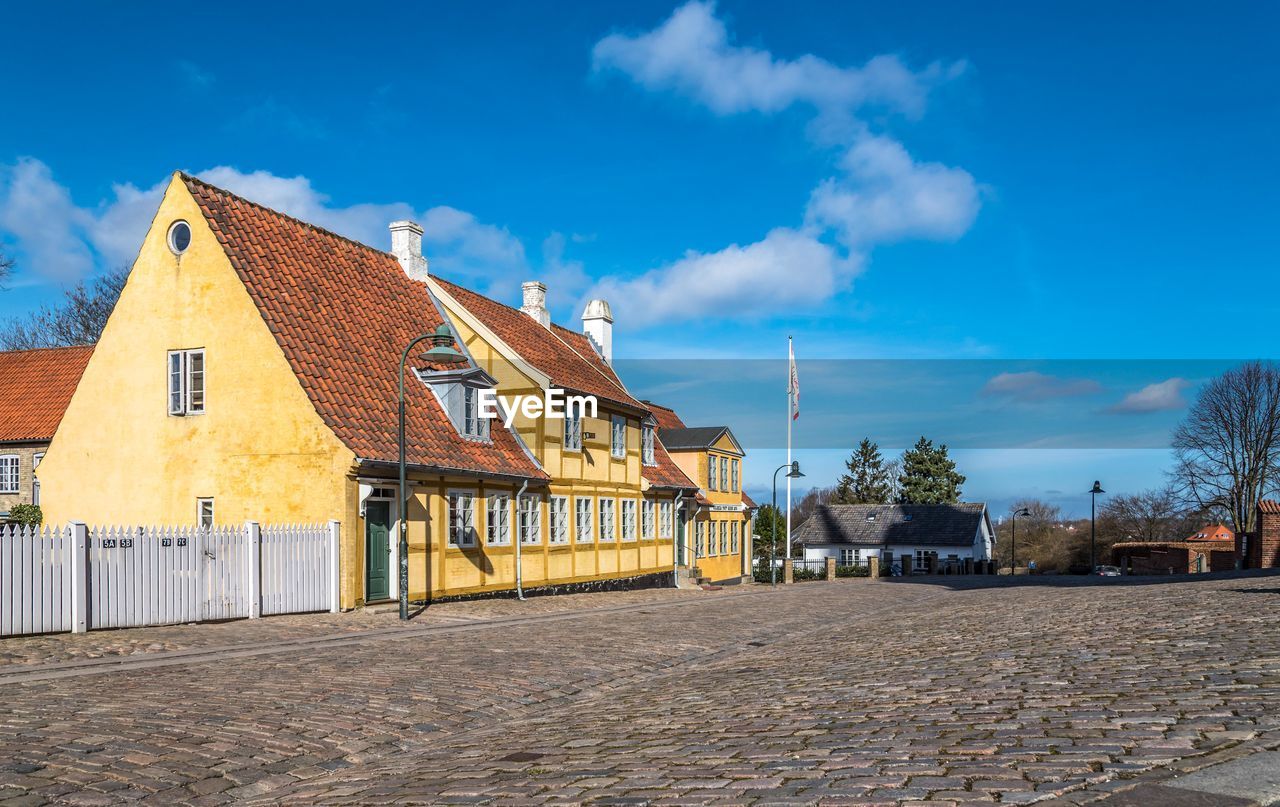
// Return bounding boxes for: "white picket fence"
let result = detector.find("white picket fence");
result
[0,521,340,637]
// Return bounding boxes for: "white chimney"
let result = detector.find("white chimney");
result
[389,220,429,281]
[582,298,613,365]
[521,281,550,328]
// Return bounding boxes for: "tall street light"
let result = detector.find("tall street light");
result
[398,324,467,620]
[1089,480,1105,572]
[1010,507,1031,573]
[771,461,804,586]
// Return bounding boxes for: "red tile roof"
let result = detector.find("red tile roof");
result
[1260,500,1280,514]
[182,175,546,482]
[643,438,698,491]
[741,492,757,509]
[1186,524,1234,542]
[432,277,646,414]
[643,400,686,430]
[0,346,93,443]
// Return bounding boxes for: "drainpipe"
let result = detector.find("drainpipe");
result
[671,493,685,588]
[514,479,529,601]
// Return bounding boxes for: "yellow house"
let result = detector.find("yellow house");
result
[39,172,722,607]
[644,402,755,584]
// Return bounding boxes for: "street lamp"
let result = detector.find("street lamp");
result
[1089,480,1105,573]
[771,461,804,586]
[398,324,467,620]
[1010,507,1030,574]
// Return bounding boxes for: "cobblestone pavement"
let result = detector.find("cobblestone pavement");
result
[3,574,1280,805]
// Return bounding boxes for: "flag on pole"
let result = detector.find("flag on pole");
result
[788,340,800,420]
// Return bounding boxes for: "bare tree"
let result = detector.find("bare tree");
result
[1098,486,1199,543]
[1171,361,1280,536]
[0,248,12,290]
[1,269,129,350]
[789,485,838,530]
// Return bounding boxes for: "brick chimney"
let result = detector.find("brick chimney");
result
[389,220,429,281]
[521,281,550,328]
[582,299,613,365]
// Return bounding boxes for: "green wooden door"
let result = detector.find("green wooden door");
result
[365,501,391,601]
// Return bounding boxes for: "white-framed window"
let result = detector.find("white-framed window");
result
[708,456,718,491]
[519,495,541,545]
[840,548,863,565]
[549,496,570,544]
[731,459,739,493]
[914,549,937,571]
[642,424,655,465]
[731,521,739,554]
[462,386,489,440]
[599,498,616,542]
[621,499,637,542]
[611,415,626,459]
[0,455,20,494]
[720,458,729,492]
[32,452,44,505]
[197,497,214,529]
[168,348,205,416]
[696,521,707,556]
[487,494,512,545]
[449,491,477,547]
[167,220,192,255]
[719,520,728,555]
[575,497,594,543]
[642,500,655,540]
[659,500,674,539]
[564,408,582,451]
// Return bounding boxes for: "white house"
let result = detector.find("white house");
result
[794,503,995,572]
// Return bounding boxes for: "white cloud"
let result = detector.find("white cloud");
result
[587,2,979,327]
[981,371,1103,402]
[592,1,961,118]
[0,158,96,282]
[1108,378,1190,414]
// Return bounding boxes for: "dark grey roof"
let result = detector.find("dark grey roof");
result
[658,426,731,451]
[793,503,990,549]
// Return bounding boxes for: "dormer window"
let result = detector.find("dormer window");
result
[641,421,656,466]
[461,386,488,439]
[419,366,496,442]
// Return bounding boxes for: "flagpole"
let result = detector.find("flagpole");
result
[786,335,793,562]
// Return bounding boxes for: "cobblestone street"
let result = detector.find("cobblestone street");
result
[3,574,1280,805]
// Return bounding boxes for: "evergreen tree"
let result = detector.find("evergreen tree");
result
[835,438,893,504]
[896,436,965,504]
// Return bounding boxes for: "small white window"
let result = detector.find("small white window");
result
[519,495,541,545]
[0,455,19,494]
[731,521,739,554]
[549,496,570,544]
[449,491,477,547]
[575,497,594,543]
[611,415,626,459]
[564,408,582,451]
[659,500,673,539]
[696,521,707,556]
[708,456,718,491]
[461,386,489,439]
[599,498,616,543]
[621,499,637,542]
[719,521,728,555]
[167,220,192,255]
[642,500,655,540]
[168,349,205,416]
[197,497,214,529]
[731,459,739,493]
[720,458,729,492]
[487,494,511,545]
[641,424,655,465]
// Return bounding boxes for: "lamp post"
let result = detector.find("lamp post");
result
[1089,480,1105,573]
[398,324,467,620]
[771,461,804,586]
[1010,507,1030,574]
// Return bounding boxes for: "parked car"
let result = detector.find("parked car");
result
[1094,565,1122,577]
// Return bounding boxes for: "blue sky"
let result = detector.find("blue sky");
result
[2,1,1277,515]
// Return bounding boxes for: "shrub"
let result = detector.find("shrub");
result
[8,503,43,527]
[835,564,870,578]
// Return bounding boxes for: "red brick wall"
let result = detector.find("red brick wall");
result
[1255,508,1280,568]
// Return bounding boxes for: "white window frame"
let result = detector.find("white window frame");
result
[642,500,655,541]
[564,408,582,452]
[549,496,570,544]
[731,459,739,493]
[696,521,707,557]
[487,493,512,546]
[449,490,477,547]
[168,348,206,416]
[621,499,637,542]
[197,497,215,529]
[641,424,655,466]
[519,494,541,545]
[708,456,718,491]
[720,457,729,492]
[731,521,739,554]
[611,415,626,459]
[599,498,616,543]
[462,386,490,440]
[575,497,594,543]
[719,520,728,555]
[0,455,19,494]
[659,500,673,539]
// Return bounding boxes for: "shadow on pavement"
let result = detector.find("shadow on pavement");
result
[871,567,1280,591]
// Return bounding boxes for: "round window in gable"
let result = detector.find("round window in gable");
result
[167,220,192,255]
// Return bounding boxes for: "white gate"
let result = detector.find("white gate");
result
[1,520,338,637]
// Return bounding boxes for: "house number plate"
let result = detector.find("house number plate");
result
[120,538,134,548]
[162,538,172,547]
[101,539,117,548]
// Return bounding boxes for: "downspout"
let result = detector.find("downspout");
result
[514,479,529,600]
[671,493,685,588]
